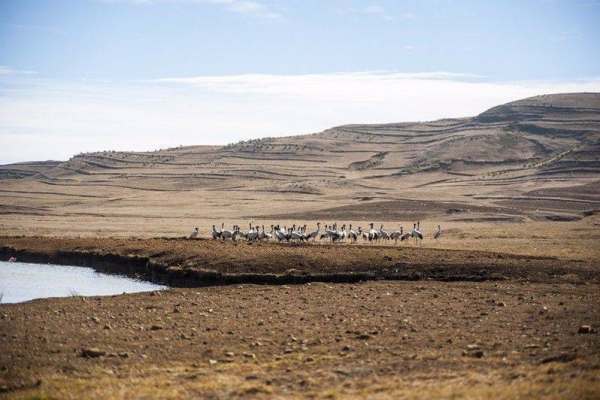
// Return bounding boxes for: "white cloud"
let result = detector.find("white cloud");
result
[154,71,486,97]
[363,5,385,14]
[342,5,414,21]
[351,4,393,20]
[0,66,37,75]
[1,72,600,164]
[98,0,282,18]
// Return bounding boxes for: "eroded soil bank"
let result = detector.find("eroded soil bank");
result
[0,236,598,286]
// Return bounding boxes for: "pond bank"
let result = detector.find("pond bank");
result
[1,236,597,286]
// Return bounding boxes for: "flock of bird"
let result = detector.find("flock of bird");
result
[189,222,442,244]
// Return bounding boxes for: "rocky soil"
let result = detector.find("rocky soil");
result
[1,281,599,399]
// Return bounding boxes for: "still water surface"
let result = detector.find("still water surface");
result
[0,261,166,303]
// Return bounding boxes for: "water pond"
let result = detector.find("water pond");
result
[0,261,166,304]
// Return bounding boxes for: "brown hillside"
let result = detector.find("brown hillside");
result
[1,93,599,254]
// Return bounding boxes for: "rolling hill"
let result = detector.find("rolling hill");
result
[1,92,599,238]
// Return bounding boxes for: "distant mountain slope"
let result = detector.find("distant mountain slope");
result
[0,161,62,180]
[1,93,599,223]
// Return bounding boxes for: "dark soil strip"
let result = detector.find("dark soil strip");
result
[1,237,598,287]
[0,246,509,287]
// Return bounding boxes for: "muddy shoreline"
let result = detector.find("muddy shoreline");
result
[0,236,598,287]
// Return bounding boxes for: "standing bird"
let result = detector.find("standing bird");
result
[338,224,348,242]
[290,226,305,242]
[274,225,288,242]
[247,223,259,241]
[348,224,359,243]
[400,226,411,242]
[211,225,222,240]
[368,223,379,242]
[411,223,423,244]
[360,227,369,241]
[220,223,235,240]
[390,226,402,244]
[307,222,321,241]
[378,224,390,241]
[189,227,199,239]
[259,225,272,241]
[434,224,442,240]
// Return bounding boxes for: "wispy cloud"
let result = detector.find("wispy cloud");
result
[352,4,393,20]
[154,71,486,97]
[341,4,415,21]
[98,0,282,19]
[4,23,65,36]
[0,66,37,75]
[362,5,390,18]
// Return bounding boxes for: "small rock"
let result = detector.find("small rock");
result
[243,352,256,359]
[463,350,485,358]
[150,325,163,331]
[208,359,218,365]
[81,348,106,358]
[496,301,506,307]
[118,352,129,358]
[525,344,540,349]
[355,334,371,340]
[540,353,577,364]
[578,325,593,334]
[508,372,524,380]
[103,324,112,330]
[466,344,481,350]
[225,351,235,357]
[342,345,352,352]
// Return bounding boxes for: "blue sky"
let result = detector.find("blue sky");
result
[1,0,600,163]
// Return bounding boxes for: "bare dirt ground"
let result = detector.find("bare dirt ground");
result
[1,281,599,399]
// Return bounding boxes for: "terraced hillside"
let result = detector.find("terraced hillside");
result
[1,93,599,247]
